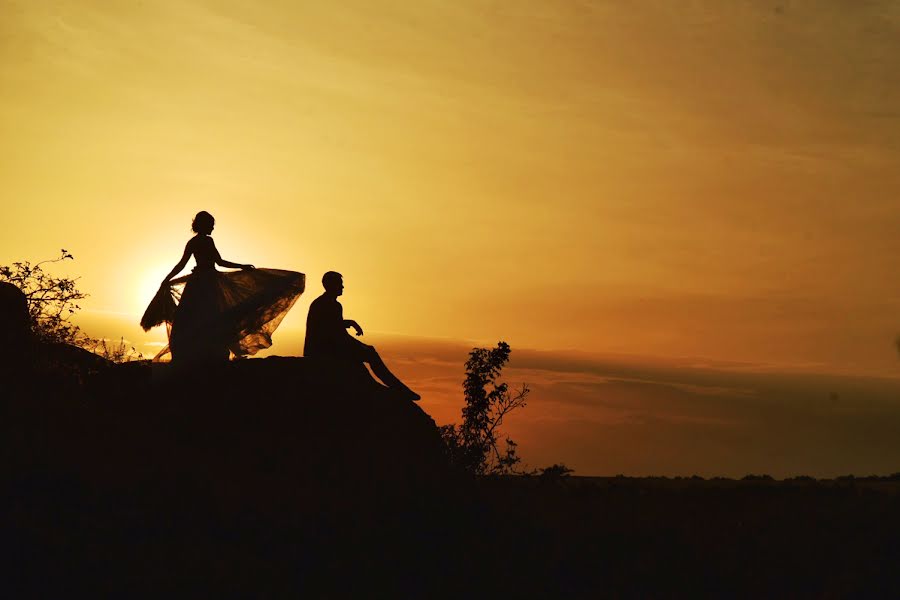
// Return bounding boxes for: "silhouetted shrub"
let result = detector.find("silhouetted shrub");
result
[440,341,530,475]
[85,337,145,363]
[0,250,88,346]
[0,251,143,363]
[538,464,574,480]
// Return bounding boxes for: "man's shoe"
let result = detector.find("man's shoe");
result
[393,386,421,402]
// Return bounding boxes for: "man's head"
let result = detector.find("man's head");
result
[322,271,344,296]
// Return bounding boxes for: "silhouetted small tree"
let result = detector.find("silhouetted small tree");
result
[0,250,89,345]
[440,341,530,475]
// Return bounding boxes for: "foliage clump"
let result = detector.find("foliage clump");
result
[538,464,575,480]
[741,474,775,481]
[0,250,142,362]
[87,337,144,363]
[0,250,87,345]
[440,341,530,475]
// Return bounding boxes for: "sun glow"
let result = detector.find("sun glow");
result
[1,1,898,377]
[3,0,899,481]
[132,256,182,318]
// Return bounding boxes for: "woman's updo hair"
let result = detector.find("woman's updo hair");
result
[192,211,215,235]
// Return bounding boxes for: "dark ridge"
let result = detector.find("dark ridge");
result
[7,357,449,506]
[3,282,898,597]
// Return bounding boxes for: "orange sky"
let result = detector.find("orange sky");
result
[2,2,899,475]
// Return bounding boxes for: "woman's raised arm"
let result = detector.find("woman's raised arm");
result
[161,242,192,285]
[213,240,254,270]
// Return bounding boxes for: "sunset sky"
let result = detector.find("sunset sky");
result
[2,1,898,476]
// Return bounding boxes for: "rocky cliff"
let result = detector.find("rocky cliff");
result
[7,357,449,509]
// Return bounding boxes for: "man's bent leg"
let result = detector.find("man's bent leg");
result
[363,345,401,387]
[363,345,420,401]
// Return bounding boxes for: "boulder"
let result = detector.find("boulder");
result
[8,356,450,512]
[0,281,31,366]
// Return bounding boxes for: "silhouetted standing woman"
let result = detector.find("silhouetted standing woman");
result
[140,211,305,364]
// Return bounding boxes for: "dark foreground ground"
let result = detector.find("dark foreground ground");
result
[5,472,900,598]
[3,359,899,598]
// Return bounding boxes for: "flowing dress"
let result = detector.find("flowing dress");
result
[140,237,304,363]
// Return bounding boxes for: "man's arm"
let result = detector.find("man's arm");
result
[336,300,363,336]
[311,299,355,338]
[343,319,363,336]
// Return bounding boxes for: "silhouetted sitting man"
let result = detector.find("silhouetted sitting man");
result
[304,271,420,401]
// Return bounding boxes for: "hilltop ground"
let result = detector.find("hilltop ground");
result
[3,358,899,597]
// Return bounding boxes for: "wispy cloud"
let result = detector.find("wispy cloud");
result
[375,335,900,478]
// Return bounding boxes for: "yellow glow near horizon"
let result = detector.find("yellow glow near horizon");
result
[1,1,899,376]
